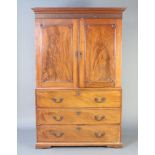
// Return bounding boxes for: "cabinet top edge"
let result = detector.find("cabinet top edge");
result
[32,7,126,14]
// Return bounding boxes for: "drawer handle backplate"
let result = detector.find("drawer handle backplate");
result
[51,97,63,103]
[94,115,105,121]
[94,132,105,138]
[52,116,63,121]
[94,97,106,103]
[49,131,64,138]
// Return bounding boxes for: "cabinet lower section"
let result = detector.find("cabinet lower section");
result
[35,88,122,148]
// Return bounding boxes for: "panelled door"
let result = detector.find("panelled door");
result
[79,19,122,88]
[36,19,78,88]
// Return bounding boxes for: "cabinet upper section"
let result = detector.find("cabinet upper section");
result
[32,7,126,19]
[33,8,125,88]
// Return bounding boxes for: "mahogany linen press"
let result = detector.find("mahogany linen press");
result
[33,7,125,148]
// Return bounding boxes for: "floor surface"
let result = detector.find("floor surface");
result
[18,127,137,155]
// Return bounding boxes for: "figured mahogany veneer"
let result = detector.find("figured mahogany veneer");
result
[33,7,125,148]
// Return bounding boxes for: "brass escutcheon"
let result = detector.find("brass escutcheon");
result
[76,111,81,115]
[76,90,81,96]
[76,126,82,131]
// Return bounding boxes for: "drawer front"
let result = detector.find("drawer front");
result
[36,89,121,108]
[37,125,120,142]
[37,108,120,125]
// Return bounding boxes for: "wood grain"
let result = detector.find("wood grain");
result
[80,19,119,88]
[86,23,115,84]
[37,125,120,142]
[37,108,121,125]
[41,25,73,82]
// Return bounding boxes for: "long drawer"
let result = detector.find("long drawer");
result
[37,125,120,142]
[37,108,120,125]
[36,89,121,108]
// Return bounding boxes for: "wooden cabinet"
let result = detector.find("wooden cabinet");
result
[33,7,125,148]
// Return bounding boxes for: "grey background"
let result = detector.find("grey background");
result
[18,0,138,155]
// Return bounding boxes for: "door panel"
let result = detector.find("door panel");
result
[86,24,115,84]
[80,19,121,88]
[36,19,78,88]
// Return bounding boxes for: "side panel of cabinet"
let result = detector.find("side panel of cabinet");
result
[35,19,78,88]
[79,19,122,88]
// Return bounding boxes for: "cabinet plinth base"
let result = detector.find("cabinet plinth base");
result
[36,142,123,149]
